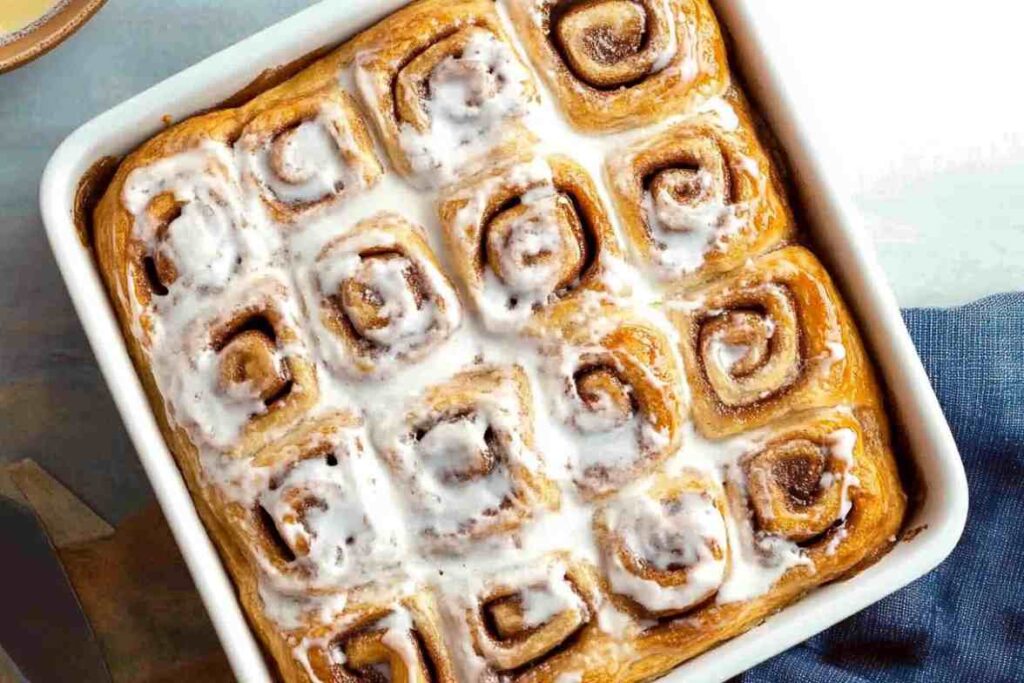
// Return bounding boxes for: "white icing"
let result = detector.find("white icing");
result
[357,28,535,187]
[312,221,462,378]
[240,104,375,210]
[829,427,860,519]
[715,457,813,604]
[642,183,745,276]
[602,489,728,613]
[711,339,750,373]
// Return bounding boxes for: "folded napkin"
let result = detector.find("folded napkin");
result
[741,292,1024,682]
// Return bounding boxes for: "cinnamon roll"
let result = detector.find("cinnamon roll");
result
[594,470,728,618]
[93,112,253,343]
[372,365,560,552]
[533,303,685,497]
[165,276,319,458]
[729,407,905,562]
[295,594,457,683]
[237,86,383,223]
[352,0,538,186]
[506,0,728,131]
[669,246,880,438]
[438,155,623,331]
[606,89,794,283]
[221,412,401,590]
[313,212,462,379]
[460,557,599,675]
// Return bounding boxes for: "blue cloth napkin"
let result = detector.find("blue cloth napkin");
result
[740,292,1024,682]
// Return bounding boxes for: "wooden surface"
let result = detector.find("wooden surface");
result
[0,461,229,682]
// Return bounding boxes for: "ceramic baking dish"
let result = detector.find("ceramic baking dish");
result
[39,1,969,680]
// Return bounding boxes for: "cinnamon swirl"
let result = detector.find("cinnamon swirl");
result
[438,154,623,331]
[506,0,729,131]
[606,88,795,284]
[669,246,880,438]
[312,212,462,379]
[353,0,539,186]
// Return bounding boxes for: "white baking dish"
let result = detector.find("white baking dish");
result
[39,1,969,680]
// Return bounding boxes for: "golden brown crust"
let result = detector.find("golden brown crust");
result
[352,0,538,181]
[237,86,384,223]
[606,87,796,285]
[314,212,462,379]
[461,555,603,676]
[528,302,688,498]
[297,593,459,683]
[438,154,623,331]
[374,364,561,553]
[669,245,881,438]
[87,0,906,681]
[506,0,729,131]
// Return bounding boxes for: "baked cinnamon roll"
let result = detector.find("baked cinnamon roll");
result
[729,407,905,560]
[237,86,383,223]
[163,276,319,458]
[594,470,728,619]
[533,303,686,497]
[372,365,560,552]
[353,0,538,186]
[606,89,794,283]
[506,0,728,131]
[460,557,599,676]
[294,594,457,683]
[93,112,252,343]
[313,212,462,379]
[438,155,623,331]
[220,412,401,591]
[669,246,879,438]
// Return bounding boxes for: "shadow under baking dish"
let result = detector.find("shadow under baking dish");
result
[39,1,968,681]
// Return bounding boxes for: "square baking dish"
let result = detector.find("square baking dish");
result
[40,1,969,680]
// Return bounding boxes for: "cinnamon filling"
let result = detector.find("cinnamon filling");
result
[334,250,429,348]
[552,0,666,89]
[572,365,636,431]
[141,193,184,294]
[744,438,845,543]
[214,314,293,406]
[476,580,588,671]
[319,622,438,682]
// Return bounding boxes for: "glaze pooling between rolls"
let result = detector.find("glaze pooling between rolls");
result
[90,0,907,681]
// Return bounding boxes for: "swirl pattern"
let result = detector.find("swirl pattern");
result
[313,212,462,379]
[117,129,254,319]
[606,90,794,282]
[353,0,537,185]
[220,413,402,590]
[300,596,456,682]
[733,409,866,549]
[167,277,319,457]
[506,0,728,130]
[373,366,560,551]
[439,155,623,331]
[534,303,685,497]
[238,87,383,222]
[463,560,595,672]
[595,471,728,618]
[670,246,879,437]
